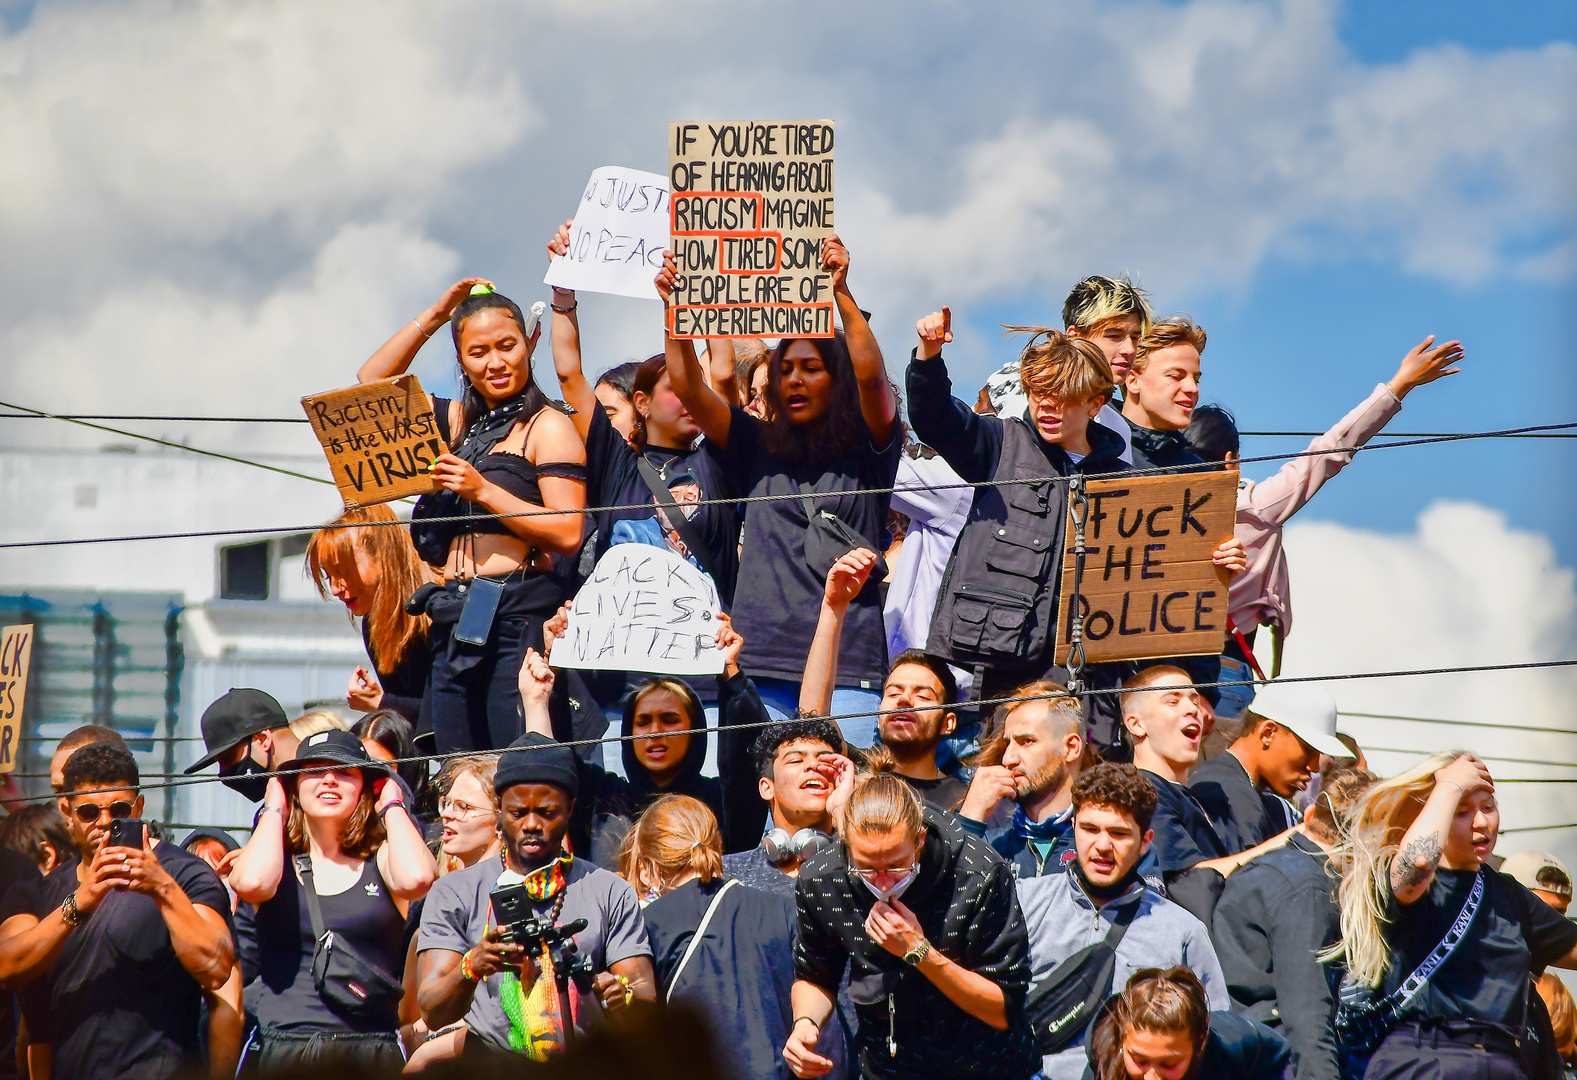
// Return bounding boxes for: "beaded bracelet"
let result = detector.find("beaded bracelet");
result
[460,948,480,982]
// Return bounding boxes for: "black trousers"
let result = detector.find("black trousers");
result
[1365,1023,1525,1080]
[251,1028,404,1076]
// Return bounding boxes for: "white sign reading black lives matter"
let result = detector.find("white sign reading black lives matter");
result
[667,120,835,339]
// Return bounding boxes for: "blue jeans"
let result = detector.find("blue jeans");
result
[752,678,882,749]
[1214,657,1256,723]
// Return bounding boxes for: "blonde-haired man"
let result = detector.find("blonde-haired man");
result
[907,308,1126,708]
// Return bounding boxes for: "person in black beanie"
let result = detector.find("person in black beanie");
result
[415,731,654,1063]
[1015,763,1228,1080]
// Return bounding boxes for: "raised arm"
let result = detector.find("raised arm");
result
[518,647,555,739]
[359,278,493,385]
[0,839,131,990]
[373,778,438,902]
[800,549,879,718]
[1241,335,1464,527]
[228,777,288,903]
[906,308,1003,485]
[1390,754,1492,906]
[823,235,897,447]
[707,337,742,407]
[546,221,597,441]
[657,254,734,447]
[117,829,234,992]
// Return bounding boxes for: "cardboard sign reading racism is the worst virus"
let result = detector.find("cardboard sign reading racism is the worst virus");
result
[553,546,725,677]
[301,375,442,508]
[668,120,835,339]
[1054,469,1238,665]
[0,624,33,774]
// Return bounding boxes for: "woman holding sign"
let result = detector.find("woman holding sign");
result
[657,237,900,748]
[358,280,587,754]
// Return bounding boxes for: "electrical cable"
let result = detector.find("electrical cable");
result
[7,420,1576,551]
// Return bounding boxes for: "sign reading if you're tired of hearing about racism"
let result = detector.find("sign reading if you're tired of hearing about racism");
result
[301,375,442,508]
[0,625,33,774]
[553,545,725,677]
[1054,468,1239,665]
[668,120,835,339]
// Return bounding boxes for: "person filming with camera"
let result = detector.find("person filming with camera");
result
[416,731,654,1063]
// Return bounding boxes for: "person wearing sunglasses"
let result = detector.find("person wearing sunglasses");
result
[0,743,235,1080]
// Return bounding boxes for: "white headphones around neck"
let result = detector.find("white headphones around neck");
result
[762,827,830,866]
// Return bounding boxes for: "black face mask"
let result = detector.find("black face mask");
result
[219,744,273,803]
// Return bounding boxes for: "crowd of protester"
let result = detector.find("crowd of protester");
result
[1,229,1571,1080]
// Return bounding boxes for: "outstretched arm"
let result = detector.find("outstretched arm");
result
[1390,755,1492,905]
[657,254,735,447]
[823,235,897,447]
[800,549,879,718]
[546,221,598,441]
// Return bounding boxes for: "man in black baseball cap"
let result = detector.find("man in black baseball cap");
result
[184,689,326,802]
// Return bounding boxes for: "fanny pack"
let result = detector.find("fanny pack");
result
[295,855,406,1024]
[1024,895,1138,1053]
[1334,870,1484,1079]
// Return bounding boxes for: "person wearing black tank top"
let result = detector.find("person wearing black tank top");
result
[359,280,588,754]
[229,731,437,1074]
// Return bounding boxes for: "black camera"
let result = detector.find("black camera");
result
[489,883,594,983]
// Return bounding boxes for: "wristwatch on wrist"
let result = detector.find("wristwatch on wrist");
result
[902,939,931,966]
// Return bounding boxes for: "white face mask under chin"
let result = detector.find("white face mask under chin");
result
[857,867,918,904]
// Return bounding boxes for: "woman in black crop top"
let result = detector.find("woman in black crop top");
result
[359,280,588,753]
[229,731,436,1074]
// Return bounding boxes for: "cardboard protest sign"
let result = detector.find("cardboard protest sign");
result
[543,166,671,300]
[0,625,33,774]
[301,375,441,508]
[1054,469,1239,665]
[553,546,725,676]
[667,120,835,339]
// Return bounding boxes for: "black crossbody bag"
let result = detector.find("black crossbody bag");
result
[1024,898,1139,1053]
[295,855,406,1024]
[635,456,720,582]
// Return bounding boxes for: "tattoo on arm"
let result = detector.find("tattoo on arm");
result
[1392,835,1443,892]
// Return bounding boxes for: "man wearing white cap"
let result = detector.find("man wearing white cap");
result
[1189,682,1349,856]
[1501,850,1573,916]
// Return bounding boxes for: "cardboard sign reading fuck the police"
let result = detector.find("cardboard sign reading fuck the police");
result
[302,375,442,508]
[667,120,835,339]
[1055,469,1238,665]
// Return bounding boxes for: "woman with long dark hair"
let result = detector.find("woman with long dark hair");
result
[229,731,436,1073]
[1324,752,1577,1080]
[656,238,899,747]
[307,504,438,747]
[1086,967,1288,1080]
[358,279,587,753]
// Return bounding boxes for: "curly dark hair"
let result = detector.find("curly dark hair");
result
[750,718,845,781]
[62,743,139,793]
[1071,761,1158,832]
[759,333,869,468]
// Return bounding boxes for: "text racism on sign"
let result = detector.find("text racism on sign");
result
[301,375,441,509]
[553,546,725,677]
[543,166,671,300]
[1055,469,1238,665]
[668,120,835,339]
[0,625,33,775]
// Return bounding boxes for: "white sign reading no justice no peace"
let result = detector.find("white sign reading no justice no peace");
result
[543,166,670,300]
[554,545,724,676]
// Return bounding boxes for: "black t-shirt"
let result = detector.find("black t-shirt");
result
[901,773,969,817]
[1384,867,1577,1028]
[1188,752,1295,856]
[0,850,39,1080]
[585,401,741,605]
[0,847,234,1080]
[719,406,902,686]
[1141,770,1228,875]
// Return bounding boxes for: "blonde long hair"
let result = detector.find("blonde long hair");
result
[1321,750,1464,987]
[306,505,432,671]
[620,794,725,897]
